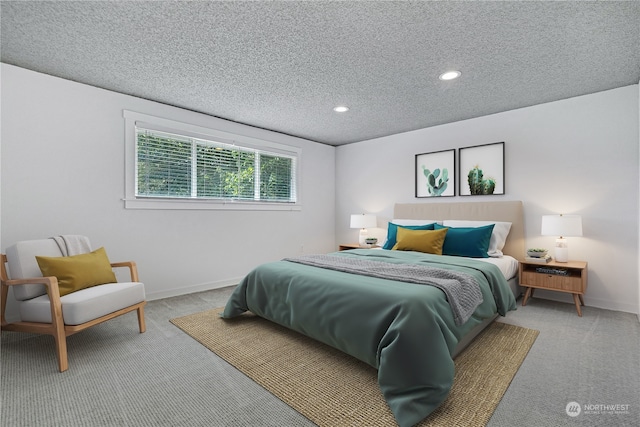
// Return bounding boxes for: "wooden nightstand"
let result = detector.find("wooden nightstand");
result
[338,243,379,251]
[519,260,588,316]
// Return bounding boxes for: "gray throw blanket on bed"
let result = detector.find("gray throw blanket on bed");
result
[284,254,483,326]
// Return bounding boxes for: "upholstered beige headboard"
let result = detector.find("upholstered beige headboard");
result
[394,201,525,261]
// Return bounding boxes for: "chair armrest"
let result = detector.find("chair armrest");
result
[1,275,63,327]
[2,276,58,288]
[110,261,139,282]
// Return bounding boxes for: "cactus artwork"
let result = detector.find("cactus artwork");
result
[467,165,496,195]
[422,166,449,196]
[460,142,504,195]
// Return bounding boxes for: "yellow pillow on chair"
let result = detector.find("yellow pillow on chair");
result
[392,227,448,255]
[36,247,117,296]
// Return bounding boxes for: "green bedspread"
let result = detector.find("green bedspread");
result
[222,249,516,427]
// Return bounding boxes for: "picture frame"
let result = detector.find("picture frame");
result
[415,149,456,197]
[459,142,505,196]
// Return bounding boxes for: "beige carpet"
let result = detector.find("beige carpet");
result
[171,308,538,427]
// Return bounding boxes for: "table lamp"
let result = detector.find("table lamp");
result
[541,214,582,262]
[350,214,377,246]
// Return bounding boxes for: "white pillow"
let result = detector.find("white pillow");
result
[442,220,512,257]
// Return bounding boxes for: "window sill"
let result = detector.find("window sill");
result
[123,198,302,211]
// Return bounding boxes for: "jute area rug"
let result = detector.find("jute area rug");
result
[171,308,538,427]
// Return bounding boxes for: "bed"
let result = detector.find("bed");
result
[222,201,525,427]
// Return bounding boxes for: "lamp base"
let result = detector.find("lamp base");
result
[554,238,569,262]
[358,229,368,246]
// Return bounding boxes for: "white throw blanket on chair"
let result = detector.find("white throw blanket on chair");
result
[50,235,91,256]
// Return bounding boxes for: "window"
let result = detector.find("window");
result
[124,111,301,210]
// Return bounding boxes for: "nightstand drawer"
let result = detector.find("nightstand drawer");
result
[521,271,582,292]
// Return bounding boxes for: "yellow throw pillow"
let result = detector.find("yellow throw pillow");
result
[36,247,117,296]
[392,227,448,255]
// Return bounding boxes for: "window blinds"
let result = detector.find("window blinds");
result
[135,127,297,203]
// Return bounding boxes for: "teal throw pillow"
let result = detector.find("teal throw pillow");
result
[434,223,495,258]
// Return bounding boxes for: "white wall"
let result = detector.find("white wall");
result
[336,85,640,315]
[1,64,336,305]
[3,64,638,316]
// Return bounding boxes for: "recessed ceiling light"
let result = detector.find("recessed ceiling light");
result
[333,106,349,113]
[439,70,461,81]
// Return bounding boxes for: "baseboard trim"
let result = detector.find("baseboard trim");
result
[531,289,639,315]
[145,277,242,301]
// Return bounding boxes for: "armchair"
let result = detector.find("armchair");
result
[1,237,146,372]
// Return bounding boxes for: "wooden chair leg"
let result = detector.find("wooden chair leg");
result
[137,306,146,333]
[53,329,69,372]
[55,335,69,372]
[47,280,68,372]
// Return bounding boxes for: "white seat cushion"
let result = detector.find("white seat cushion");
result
[19,282,145,325]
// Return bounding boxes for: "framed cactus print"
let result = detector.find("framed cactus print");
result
[459,142,505,196]
[415,149,456,197]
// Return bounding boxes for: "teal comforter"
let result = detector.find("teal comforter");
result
[222,249,516,427]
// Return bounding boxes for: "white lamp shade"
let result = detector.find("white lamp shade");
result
[541,215,583,237]
[350,214,377,229]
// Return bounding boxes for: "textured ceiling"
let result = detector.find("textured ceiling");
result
[2,1,639,146]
